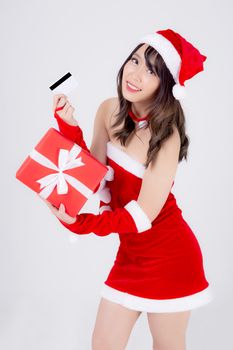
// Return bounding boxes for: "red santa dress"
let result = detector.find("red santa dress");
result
[100,141,214,312]
[54,109,214,313]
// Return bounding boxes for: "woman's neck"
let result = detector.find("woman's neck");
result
[131,103,149,119]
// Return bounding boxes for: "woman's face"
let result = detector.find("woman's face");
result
[122,44,160,104]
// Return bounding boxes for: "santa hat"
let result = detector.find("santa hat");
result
[133,28,207,100]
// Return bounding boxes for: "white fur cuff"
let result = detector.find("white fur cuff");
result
[124,200,152,233]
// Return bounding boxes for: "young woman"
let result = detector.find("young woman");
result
[42,29,214,350]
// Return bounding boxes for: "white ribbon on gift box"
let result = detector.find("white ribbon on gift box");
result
[29,143,94,200]
[29,144,114,244]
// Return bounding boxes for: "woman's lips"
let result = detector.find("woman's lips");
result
[126,81,142,93]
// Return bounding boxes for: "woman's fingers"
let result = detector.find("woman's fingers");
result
[54,98,76,125]
[57,203,77,224]
[38,194,76,224]
[63,101,71,113]
[53,94,75,120]
[53,94,62,110]
[57,203,74,223]
[65,106,75,121]
[56,97,67,110]
[40,196,58,213]
[59,203,65,214]
[53,94,67,111]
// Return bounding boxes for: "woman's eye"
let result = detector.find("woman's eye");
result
[131,57,138,63]
[130,58,155,75]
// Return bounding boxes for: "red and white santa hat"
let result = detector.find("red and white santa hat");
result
[133,28,207,100]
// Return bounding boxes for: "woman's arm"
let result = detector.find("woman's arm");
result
[54,111,90,153]
[53,96,114,213]
[53,96,111,157]
[45,127,180,236]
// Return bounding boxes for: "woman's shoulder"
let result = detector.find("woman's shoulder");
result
[100,96,120,132]
[101,96,119,115]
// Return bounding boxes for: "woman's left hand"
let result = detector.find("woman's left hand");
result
[38,195,77,224]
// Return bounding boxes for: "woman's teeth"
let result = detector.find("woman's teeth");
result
[127,81,141,91]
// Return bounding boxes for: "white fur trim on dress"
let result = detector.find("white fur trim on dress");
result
[104,165,114,181]
[124,200,151,233]
[107,141,145,179]
[134,32,181,84]
[93,165,114,210]
[100,283,215,313]
[99,205,112,214]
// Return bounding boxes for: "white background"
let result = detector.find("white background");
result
[1,0,232,349]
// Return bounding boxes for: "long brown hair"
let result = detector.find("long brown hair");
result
[110,43,190,169]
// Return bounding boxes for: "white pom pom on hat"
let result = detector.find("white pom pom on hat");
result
[133,28,207,101]
[172,83,186,100]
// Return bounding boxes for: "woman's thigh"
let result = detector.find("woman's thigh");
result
[147,310,191,350]
[92,297,142,350]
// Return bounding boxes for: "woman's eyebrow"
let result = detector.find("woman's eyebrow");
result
[133,53,142,59]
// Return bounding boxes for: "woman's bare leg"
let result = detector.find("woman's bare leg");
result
[147,310,191,350]
[92,297,142,350]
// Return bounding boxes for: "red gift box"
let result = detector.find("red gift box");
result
[16,127,108,217]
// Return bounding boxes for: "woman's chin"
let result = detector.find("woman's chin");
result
[122,89,143,102]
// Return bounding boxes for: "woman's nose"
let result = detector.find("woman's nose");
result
[132,65,144,82]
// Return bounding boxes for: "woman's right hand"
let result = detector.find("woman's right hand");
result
[38,195,77,225]
[53,94,79,126]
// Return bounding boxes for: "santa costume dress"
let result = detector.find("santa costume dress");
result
[53,105,214,313]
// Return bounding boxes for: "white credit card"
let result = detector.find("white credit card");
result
[49,72,79,95]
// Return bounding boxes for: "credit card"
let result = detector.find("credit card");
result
[49,72,79,95]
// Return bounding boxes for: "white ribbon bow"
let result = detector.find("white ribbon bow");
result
[30,144,94,200]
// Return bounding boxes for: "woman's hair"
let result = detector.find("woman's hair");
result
[110,43,190,169]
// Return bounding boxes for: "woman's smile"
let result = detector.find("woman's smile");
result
[126,80,142,93]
